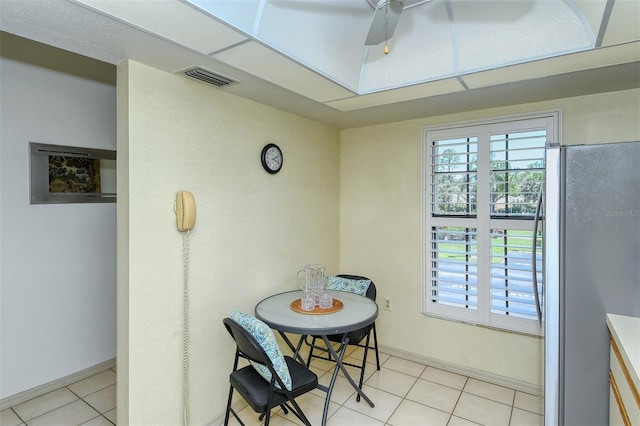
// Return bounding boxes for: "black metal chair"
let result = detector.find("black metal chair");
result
[223,317,318,426]
[305,274,381,401]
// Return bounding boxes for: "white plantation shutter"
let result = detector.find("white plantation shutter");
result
[489,129,546,217]
[426,130,482,323]
[489,225,543,321]
[429,226,478,310]
[424,115,555,335]
[431,137,477,216]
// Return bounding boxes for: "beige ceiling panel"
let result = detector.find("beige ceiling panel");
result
[74,0,247,54]
[212,41,354,103]
[325,78,466,112]
[601,0,640,46]
[463,42,640,89]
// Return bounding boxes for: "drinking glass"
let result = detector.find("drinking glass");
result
[301,291,315,311]
[319,290,333,309]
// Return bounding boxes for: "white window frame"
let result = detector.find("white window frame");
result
[421,110,561,336]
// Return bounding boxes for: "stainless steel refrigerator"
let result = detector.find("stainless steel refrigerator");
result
[544,141,640,426]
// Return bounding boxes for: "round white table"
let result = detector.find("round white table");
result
[255,290,378,425]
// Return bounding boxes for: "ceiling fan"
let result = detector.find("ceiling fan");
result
[364,0,434,53]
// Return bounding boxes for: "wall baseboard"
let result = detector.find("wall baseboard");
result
[0,358,116,411]
[378,345,543,397]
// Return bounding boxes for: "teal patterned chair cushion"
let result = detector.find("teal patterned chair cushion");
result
[229,311,292,391]
[326,276,371,296]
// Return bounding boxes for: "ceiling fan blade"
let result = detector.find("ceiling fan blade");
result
[364,0,405,46]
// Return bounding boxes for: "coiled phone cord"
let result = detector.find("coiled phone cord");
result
[183,230,190,426]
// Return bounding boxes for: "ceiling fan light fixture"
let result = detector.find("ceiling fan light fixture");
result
[385,1,390,54]
[364,0,404,46]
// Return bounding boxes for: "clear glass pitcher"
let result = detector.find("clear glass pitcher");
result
[297,264,326,304]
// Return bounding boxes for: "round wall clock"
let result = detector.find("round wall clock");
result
[261,143,283,174]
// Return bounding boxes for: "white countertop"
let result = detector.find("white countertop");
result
[606,313,640,386]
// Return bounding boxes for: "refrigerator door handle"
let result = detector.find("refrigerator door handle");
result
[532,186,544,325]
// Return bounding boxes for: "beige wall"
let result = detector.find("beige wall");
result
[116,59,638,423]
[339,88,640,389]
[117,60,340,425]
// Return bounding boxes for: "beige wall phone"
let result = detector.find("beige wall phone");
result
[175,191,195,426]
[176,191,196,232]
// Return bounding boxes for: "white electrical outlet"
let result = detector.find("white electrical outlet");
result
[384,297,391,311]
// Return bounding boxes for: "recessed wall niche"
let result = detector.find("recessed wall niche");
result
[29,142,116,204]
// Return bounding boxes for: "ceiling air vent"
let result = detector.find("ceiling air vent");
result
[182,66,236,88]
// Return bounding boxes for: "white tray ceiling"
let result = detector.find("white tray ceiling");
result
[1,0,638,128]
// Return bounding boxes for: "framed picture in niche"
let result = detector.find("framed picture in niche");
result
[29,142,116,204]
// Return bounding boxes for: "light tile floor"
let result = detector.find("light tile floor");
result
[1,368,116,426]
[228,345,544,426]
[1,347,543,426]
